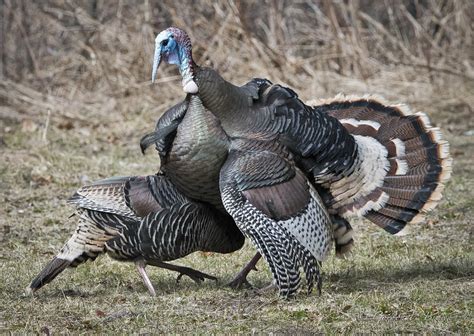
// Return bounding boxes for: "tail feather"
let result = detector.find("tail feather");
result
[382,185,433,200]
[384,138,406,157]
[408,162,442,176]
[404,149,439,167]
[28,211,119,293]
[313,95,452,235]
[403,131,442,151]
[365,211,407,234]
[377,116,427,141]
[28,257,71,293]
[385,196,427,210]
[384,173,438,187]
[377,205,418,222]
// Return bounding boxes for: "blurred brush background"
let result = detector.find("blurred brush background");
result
[1,0,473,133]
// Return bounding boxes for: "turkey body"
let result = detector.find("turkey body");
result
[192,67,451,236]
[148,25,451,297]
[142,68,337,296]
[28,93,245,295]
[30,25,452,299]
[185,66,451,297]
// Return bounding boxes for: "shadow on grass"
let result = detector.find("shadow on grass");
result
[20,272,224,300]
[17,256,472,299]
[325,257,473,293]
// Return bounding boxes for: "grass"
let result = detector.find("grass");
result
[0,88,473,334]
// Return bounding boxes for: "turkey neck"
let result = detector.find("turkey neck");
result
[195,67,253,136]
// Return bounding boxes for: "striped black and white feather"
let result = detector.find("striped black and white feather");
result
[219,139,332,298]
[28,175,244,294]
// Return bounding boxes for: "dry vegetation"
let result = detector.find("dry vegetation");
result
[1,0,473,333]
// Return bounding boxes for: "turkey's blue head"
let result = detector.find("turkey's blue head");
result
[152,27,198,94]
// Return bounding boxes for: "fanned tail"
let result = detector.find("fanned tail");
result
[310,95,452,235]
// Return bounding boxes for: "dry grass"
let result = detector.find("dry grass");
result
[1,0,473,333]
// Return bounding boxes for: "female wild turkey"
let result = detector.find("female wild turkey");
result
[28,174,244,296]
[148,27,452,297]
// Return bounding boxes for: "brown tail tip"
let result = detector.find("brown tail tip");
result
[29,257,71,292]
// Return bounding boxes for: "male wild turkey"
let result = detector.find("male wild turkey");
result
[148,27,452,297]
[28,174,244,296]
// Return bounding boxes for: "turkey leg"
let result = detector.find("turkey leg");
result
[147,260,218,284]
[136,260,156,296]
[228,252,261,289]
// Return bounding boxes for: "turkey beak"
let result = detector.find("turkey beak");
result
[151,43,162,84]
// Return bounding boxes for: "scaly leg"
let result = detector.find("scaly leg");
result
[228,252,261,289]
[147,260,217,284]
[136,260,156,296]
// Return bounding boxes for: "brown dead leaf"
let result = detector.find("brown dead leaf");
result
[21,119,38,133]
[57,120,75,130]
[199,252,215,257]
[427,219,434,229]
[95,309,106,318]
[451,149,464,157]
[30,165,52,186]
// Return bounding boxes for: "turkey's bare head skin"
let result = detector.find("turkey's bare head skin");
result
[152,27,198,93]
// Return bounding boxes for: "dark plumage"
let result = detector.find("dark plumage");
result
[147,27,452,297]
[31,42,256,295]
[28,174,243,295]
[220,139,332,296]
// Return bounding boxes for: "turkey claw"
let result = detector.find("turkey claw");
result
[176,270,218,284]
[228,253,261,290]
[227,276,253,289]
[146,261,218,285]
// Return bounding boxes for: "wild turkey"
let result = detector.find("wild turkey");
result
[28,174,244,295]
[148,27,452,297]
[30,56,258,295]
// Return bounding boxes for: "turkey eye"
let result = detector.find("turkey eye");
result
[162,39,169,47]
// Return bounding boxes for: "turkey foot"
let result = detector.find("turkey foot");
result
[148,260,217,284]
[255,281,277,295]
[228,252,261,289]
